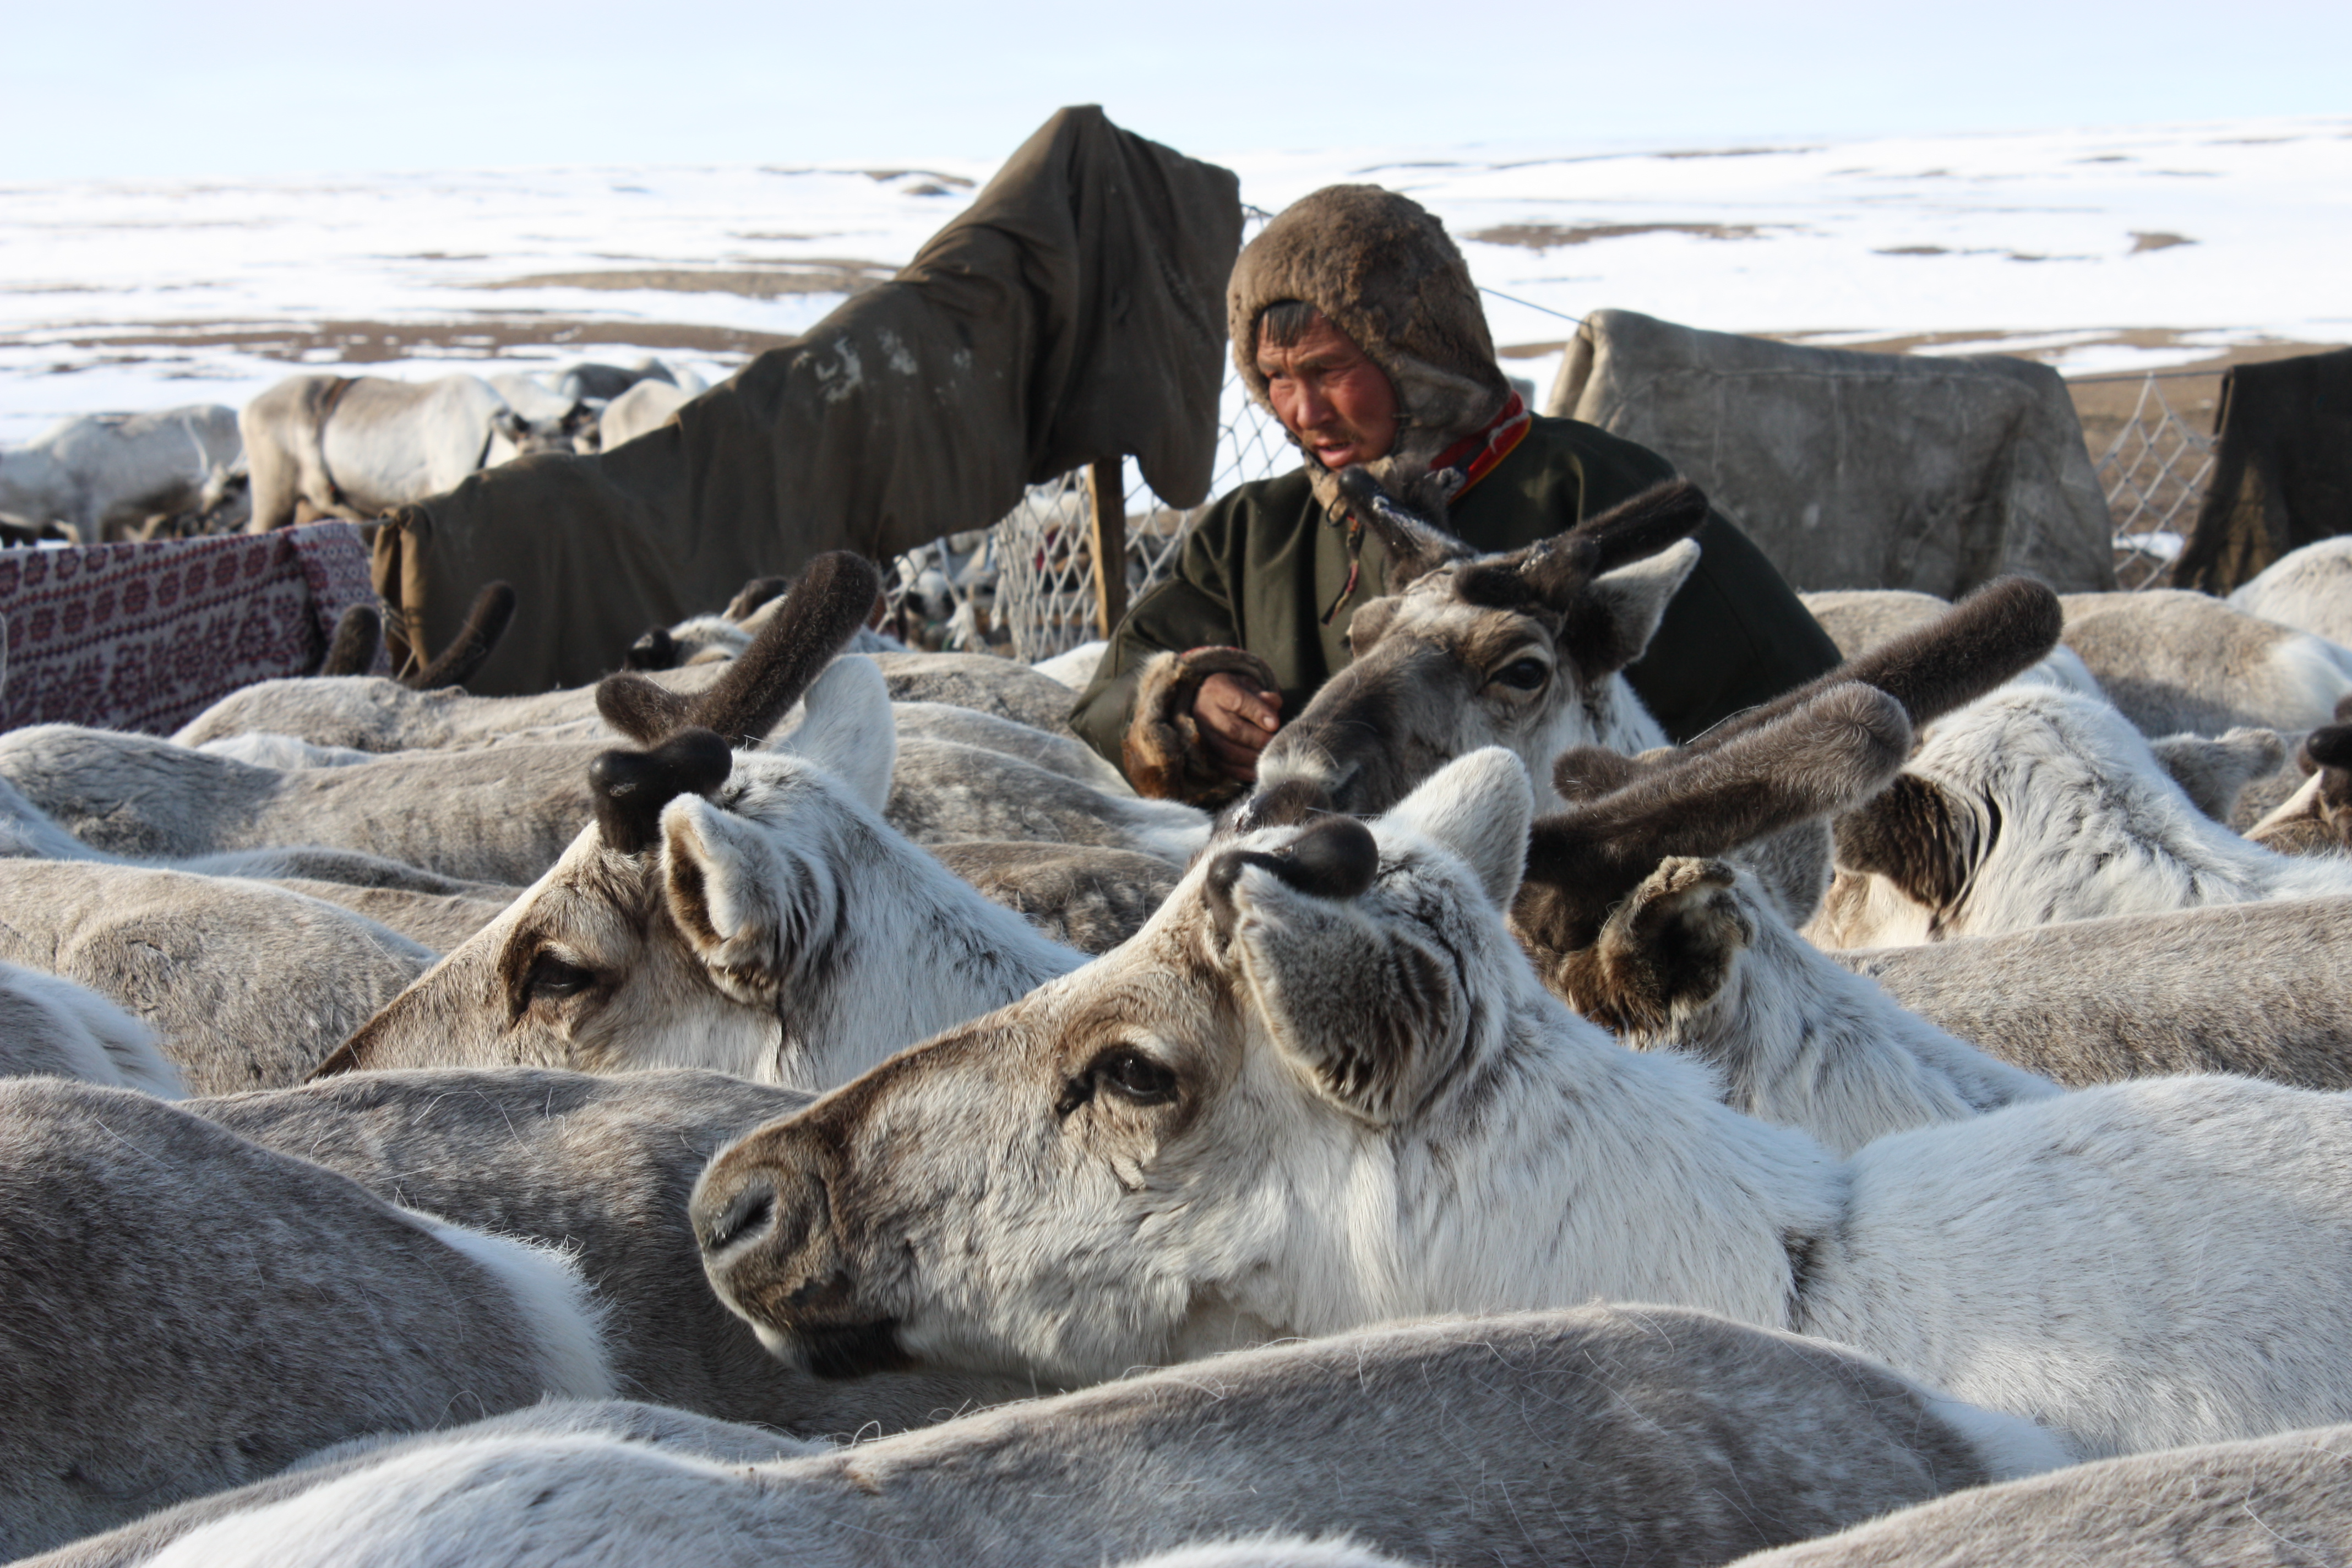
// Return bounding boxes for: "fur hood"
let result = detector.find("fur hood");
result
[1229,184,1515,525]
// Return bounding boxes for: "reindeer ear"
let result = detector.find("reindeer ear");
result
[659,794,831,995]
[1379,748,1533,910]
[775,656,896,814]
[1832,775,1970,914]
[2152,727,2287,822]
[1559,540,1701,677]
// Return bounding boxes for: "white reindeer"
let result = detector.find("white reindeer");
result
[324,656,1087,1087]
[0,1080,610,1560]
[130,1308,2059,1568]
[694,748,2352,1462]
[1818,684,2352,948]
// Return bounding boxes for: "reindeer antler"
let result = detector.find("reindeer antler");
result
[1516,682,1913,953]
[1333,466,1474,589]
[596,552,882,749]
[318,603,382,678]
[402,581,517,692]
[1690,576,2062,754]
[1518,480,1711,603]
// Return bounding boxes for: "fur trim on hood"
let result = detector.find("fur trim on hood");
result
[1229,184,1513,525]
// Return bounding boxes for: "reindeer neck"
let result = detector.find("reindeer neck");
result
[1274,981,1846,1338]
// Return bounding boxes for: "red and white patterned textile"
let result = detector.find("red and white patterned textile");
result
[0,523,382,737]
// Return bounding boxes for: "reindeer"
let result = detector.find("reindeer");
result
[2057,588,2352,737]
[695,748,2352,1461]
[0,1080,611,1559]
[319,557,1101,1087]
[1507,688,2057,1155]
[0,961,183,1097]
[1734,1421,2352,1567]
[118,1308,2058,1568]
[1817,685,2352,949]
[1235,476,1710,816]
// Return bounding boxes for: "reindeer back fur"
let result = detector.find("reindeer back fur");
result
[193,1068,1031,1434]
[1833,896,2352,1090]
[135,1308,2060,1568]
[0,1080,611,1559]
[18,1401,824,1568]
[1732,1420,2352,1567]
[2230,535,2352,647]
[2060,589,2352,736]
[0,860,434,1092]
[0,960,183,1096]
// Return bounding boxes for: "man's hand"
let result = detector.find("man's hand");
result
[1194,672,1283,782]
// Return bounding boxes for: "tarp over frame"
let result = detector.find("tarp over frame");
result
[2171,346,2352,595]
[373,106,1242,695]
[1546,309,2116,596]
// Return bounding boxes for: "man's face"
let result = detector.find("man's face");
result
[1256,311,1399,470]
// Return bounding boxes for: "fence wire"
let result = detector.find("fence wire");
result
[988,368,1298,661]
[2097,374,2217,591]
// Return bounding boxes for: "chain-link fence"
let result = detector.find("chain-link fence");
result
[2096,374,2217,591]
[989,367,1297,660]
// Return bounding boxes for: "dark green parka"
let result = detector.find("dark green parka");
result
[1070,412,1842,770]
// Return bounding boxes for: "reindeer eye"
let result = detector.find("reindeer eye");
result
[1092,1047,1178,1106]
[525,953,597,1001]
[1492,657,1548,691]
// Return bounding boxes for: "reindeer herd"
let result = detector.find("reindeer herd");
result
[4,486,2352,1565]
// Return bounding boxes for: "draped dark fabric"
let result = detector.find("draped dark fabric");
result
[2172,348,2352,595]
[373,107,1241,695]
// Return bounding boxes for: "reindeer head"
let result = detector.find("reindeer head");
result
[1516,685,1913,1033]
[1247,478,1709,815]
[2248,700,2352,858]
[690,749,1551,1386]
[315,555,934,1087]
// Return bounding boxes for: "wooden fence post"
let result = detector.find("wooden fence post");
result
[1087,459,1126,638]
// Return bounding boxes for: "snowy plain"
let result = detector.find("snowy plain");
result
[3,114,2347,468]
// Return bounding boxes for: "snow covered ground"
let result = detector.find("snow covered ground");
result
[4,115,2346,457]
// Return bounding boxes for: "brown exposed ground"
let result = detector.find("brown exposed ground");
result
[7,317,802,364]
[1469,222,1767,249]
[475,261,894,298]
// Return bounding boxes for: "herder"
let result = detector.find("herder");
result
[1069,183,1841,802]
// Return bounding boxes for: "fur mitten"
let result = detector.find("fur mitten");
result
[1123,646,1283,807]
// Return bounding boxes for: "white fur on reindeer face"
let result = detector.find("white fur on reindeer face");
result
[693,750,1548,1385]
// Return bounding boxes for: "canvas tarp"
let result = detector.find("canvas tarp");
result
[2171,346,2352,595]
[373,106,1242,695]
[1545,309,2116,596]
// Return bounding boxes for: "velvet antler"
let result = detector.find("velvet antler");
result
[596,552,882,749]
[1516,683,1914,954]
[1692,576,2063,753]
[404,581,516,692]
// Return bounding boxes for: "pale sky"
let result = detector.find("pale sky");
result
[5,1,2348,180]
